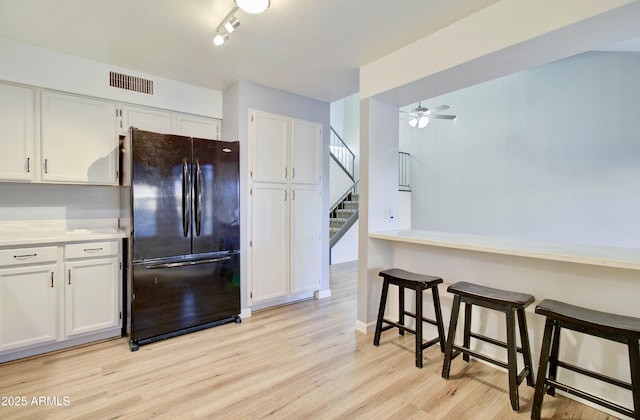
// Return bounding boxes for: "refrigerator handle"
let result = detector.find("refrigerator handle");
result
[195,159,202,237]
[182,158,190,238]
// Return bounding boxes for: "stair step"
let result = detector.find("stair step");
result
[330,218,348,228]
[342,202,358,210]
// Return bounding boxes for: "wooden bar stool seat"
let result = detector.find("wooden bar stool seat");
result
[373,268,446,368]
[441,281,535,412]
[532,299,640,420]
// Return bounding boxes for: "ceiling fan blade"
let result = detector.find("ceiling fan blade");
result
[430,114,456,119]
[430,105,450,112]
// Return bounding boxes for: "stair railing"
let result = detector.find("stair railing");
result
[399,151,411,191]
[330,127,356,182]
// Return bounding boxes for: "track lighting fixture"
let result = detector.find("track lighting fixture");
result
[213,0,270,47]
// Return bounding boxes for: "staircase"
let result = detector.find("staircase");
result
[329,127,358,248]
[330,187,358,247]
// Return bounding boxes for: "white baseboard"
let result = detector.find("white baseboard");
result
[355,320,375,334]
[314,289,332,299]
[240,307,252,319]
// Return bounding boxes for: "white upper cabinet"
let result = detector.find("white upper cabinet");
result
[41,91,118,185]
[251,111,289,183]
[0,83,35,182]
[120,105,172,135]
[173,112,221,140]
[290,118,322,185]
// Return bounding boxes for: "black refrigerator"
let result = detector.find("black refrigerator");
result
[126,128,240,350]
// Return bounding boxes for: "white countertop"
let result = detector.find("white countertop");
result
[369,229,640,271]
[0,219,126,247]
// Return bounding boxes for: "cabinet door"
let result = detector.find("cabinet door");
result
[41,91,118,185]
[173,113,220,140]
[250,111,289,183]
[250,183,289,303]
[0,265,57,352]
[290,118,322,185]
[290,186,321,294]
[65,258,120,338]
[0,83,35,182]
[120,105,172,135]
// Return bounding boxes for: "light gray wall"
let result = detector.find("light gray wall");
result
[401,51,640,248]
[223,80,331,309]
[0,184,119,220]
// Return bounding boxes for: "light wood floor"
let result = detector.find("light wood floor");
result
[0,261,618,419]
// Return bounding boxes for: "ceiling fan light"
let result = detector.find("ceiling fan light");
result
[234,0,270,14]
[408,117,418,128]
[418,116,430,128]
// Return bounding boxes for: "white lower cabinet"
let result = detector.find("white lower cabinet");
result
[64,258,119,338]
[0,240,121,360]
[0,263,58,352]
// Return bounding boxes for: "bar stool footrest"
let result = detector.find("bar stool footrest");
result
[546,378,634,419]
[453,345,509,370]
[469,331,527,354]
[555,360,633,390]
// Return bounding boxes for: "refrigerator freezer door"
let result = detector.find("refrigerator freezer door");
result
[130,252,240,343]
[192,139,240,254]
[131,129,193,261]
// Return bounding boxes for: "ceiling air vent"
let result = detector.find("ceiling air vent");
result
[109,71,154,95]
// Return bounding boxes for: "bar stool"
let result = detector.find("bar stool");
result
[373,268,446,368]
[441,281,535,412]
[531,299,640,420]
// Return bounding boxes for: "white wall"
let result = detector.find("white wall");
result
[0,37,222,118]
[223,80,331,310]
[402,52,640,248]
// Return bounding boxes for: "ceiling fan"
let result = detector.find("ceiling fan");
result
[402,103,456,128]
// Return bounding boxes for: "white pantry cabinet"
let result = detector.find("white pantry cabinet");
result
[0,246,59,353]
[41,91,119,185]
[249,110,322,305]
[64,241,120,338]
[0,83,35,182]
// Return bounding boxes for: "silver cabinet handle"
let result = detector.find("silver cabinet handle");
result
[68,269,71,285]
[284,167,287,179]
[292,167,295,179]
[284,190,287,201]
[44,158,49,174]
[27,157,30,173]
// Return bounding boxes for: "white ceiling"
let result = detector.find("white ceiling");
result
[0,0,503,103]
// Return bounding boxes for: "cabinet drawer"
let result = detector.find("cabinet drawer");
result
[0,246,59,267]
[65,241,118,259]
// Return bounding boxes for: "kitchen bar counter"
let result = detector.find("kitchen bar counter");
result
[369,229,640,271]
[367,229,640,414]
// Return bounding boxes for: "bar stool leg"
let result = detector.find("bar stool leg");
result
[506,308,520,411]
[398,285,405,336]
[442,295,462,379]
[431,286,446,353]
[517,308,535,387]
[463,302,472,362]
[547,325,562,397]
[531,318,555,420]
[373,279,390,346]
[415,289,423,368]
[628,336,640,418]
